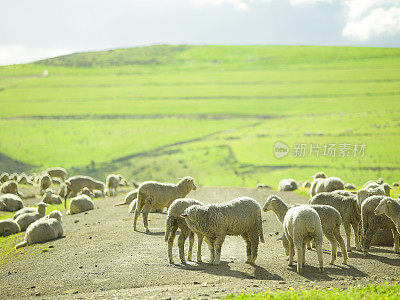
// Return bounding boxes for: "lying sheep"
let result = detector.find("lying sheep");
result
[364,178,384,187]
[181,197,264,265]
[344,183,356,190]
[17,174,28,185]
[263,195,347,264]
[64,175,105,204]
[106,174,119,196]
[278,179,298,191]
[15,202,49,231]
[39,174,52,195]
[361,195,399,255]
[15,211,63,249]
[78,187,94,198]
[309,192,361,252]
[165,198,206,264]
[134,176,197,232]
[42,188,63,205]
[115,189,138,206]
[0,194,23,212]
[283,205,324,273]
[375,198,400,234]
[0,219,20,236]
[1,180,21,196]
[45,167,68,181]
[310,172,344,197]
[10,173,18,181]
[0,172,9,183]
[302,180,311,188]
[67,194,94,215]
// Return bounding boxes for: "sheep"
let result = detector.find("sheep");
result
[0,172,9,183]
[45,167,68,181]
[263,195,347,264]
[64,175,105,204]
[129,198,164,214]
[1,180,21,196]
[78,187,94,198]
[10,173,18,181]
[364,178,384,187]
[165,198,206,264]
[0,194,23,212]
[361,195,399,256]
[309,192,361,252]
[375,197,400,234]
[106,174,119,196]
[0,219,20,237]
[17,174,28,185]
[15,211,63,249]
[67,194,94,215]
[302,180,311,188]
[42,188,63,205]
[283,205,324,273]
[13,205,38,219]
[344,183,356,190]
[118,174,130,186]
[39,174,52,195]
[15,202,49,231]
[133,176,197,232]
[181,197,264,265]
[310,172,344,197]
[115,189,138,206]
[278,179,298,191]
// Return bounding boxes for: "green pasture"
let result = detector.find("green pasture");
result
[0,45,399,186]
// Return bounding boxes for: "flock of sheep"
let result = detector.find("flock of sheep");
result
[0,168,400,275]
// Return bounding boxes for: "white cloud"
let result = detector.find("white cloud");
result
[289,0,334,5]
[189,0,255,10]
[0,46,73,66]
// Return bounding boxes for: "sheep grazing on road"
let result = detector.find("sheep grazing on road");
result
[375,197,400,234]
[181,197,264,265]
[45,167,68,181]
[1,180,21,196]
[165,198,206,264]
[64,175,105,206]
[15,202,49,231]
[0,194,23,212]
[0,219,20,237]
[283,205,324,273]
[133,176,197,232]
[310,172,344,197]
[118,175,130,186]
[115,189,138,207]
[39,174,52,195]
[106,174,119,196]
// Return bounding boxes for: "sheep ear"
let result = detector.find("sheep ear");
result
[180,213,187,218]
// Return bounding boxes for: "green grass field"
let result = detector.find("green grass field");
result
[0,45,399,186]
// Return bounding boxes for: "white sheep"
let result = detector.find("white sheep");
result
[15,211,63,249]
[278,179,298,191]
[106,174,119,196]
[115,189,138,206]
[181,197,264,265]
[118,174,130,186]
[0,172,9,183]
[78,187,94,198]
[45,167,68,181]
[67,194,94,215]
[133,176,197,232]
[64,175,105,203]
[309,192,361,252]
[310,172,344,197]
[42,188,63,205]
[15,202,49,231]
[39,174,52,195]
[283,205,324,273]
[361,195,399,255]
[165,198,206,264]
[263,195,347,264]
[0,219,20,236]
[1,180,21,196]
[375,197,400,234]
[17,174,28,185]
[0,193,23,212]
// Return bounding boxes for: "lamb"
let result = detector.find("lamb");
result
[115,189,138,206]
[67,194,94,215]
[375,197,400,234]
[263,195,347,264]
[309,192,361,252]
[0,194,23,212]
[0,219,20,237]
[133,176,197,232]
[310,172,344,197]
[15,202,49,231]
[283,205,324,273]
[45,167,68,181]
[106,174,119,196]
[181,197,264,265]
[165,198,206,264]
[1,180,21,196]
[64,175,105,204]
[39,174,52,195]
[361,195,399,255]
[15,211,63,249]
[0,172,9,183]
[278,179,298,191]
[42,188,63,205]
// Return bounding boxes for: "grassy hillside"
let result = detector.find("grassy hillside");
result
[0,45,399,186]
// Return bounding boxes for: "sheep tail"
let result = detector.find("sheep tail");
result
[164,217,173,242]
[15,241,28,249]
[114,202,126,207]
[258,214,265,243]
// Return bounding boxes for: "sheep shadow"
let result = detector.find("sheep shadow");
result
[360,251,400,267]
[173,260,283,281]
[135,228,165,236]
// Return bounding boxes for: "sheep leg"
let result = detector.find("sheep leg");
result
[306,241,312,250]
[343,221,352,252]
[315,237,324,272]
[351,222,361,251]
[392,229,400,253]
[362,227,376,256]
[141,205,152,233]
[302,242,306,266]
[178,231,189,264]
[333,226,348,264]
[324,231,337,265]
[133,193,145,231]
[213,235,225,265]
[249,236,259,264]
[167,226,178,264]
[242,233,251,263]
[287,235,295,267]
[295,240,303,273]
[196,233,204,263]
[188,232,194,261]
[208,238,215,265]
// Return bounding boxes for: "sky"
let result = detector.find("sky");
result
[0,0,399,65]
